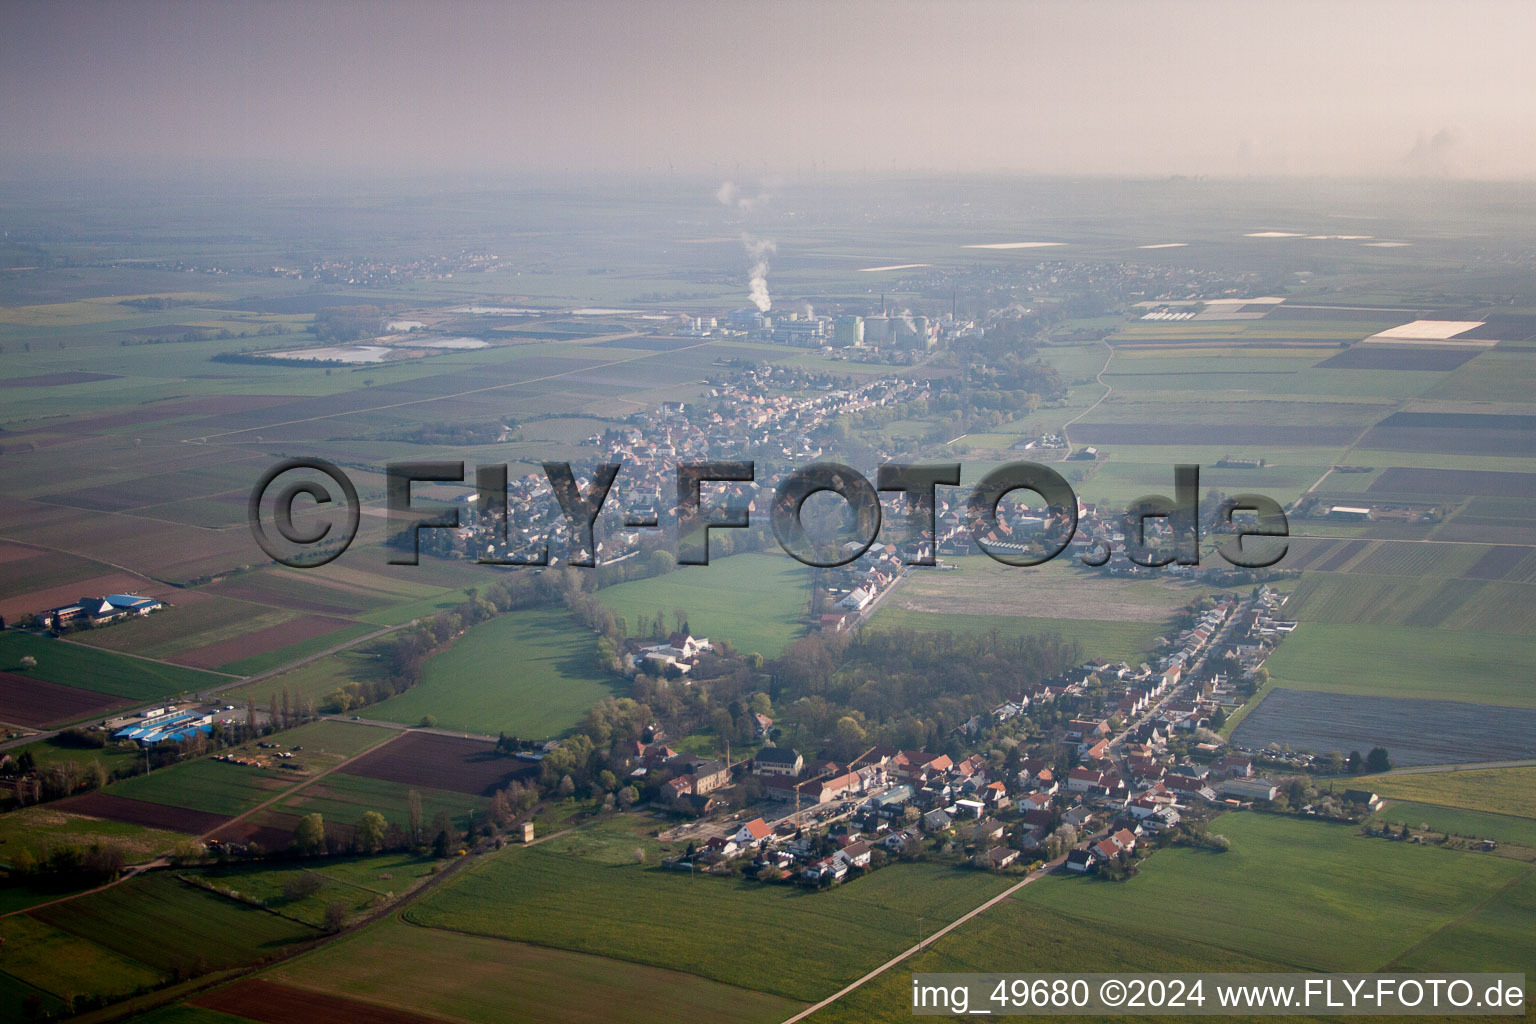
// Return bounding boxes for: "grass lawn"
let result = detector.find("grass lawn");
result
[1358,766,1536,820]
[273,918,800,1024]
[596,552,811,658]
[1019,813,1525,971]
[368,607,622,739]
[1264,622,1536,707]
[405,817,1011,1002]
[0,632,229,701]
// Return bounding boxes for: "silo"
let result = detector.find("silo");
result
[863,315,890,344]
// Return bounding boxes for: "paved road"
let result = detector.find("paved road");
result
[778,854,1069,1024]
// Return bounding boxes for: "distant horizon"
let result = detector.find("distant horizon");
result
[4,0,1535,181]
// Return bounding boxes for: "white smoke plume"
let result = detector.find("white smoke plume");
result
[715,180,770,212]
[743,234,775,312]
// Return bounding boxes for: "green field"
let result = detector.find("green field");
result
[0,804,191,863]
[0,914,161,1012]
[871,607,1160,663]
[1372,800,1536,847]
[273,918,800,1024]
[222,646,388,711]
[188,855,424,928]
[1387,870,1536,973]
[1018,814,1526,971]
[808,815,1536,1024]
[405,817,1011,1002]
[368,607,621,738]
[106,759,291,817]
[1281,573,1536,635]
[0,632,229,700]
[32,873,317,975]
[596,553,811,658]
[1264,622,1536,707]
[275,773,488,835]
[1358,766,1536,820]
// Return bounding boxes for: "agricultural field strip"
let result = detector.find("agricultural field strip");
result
[0,731,405,929]
[185,338,721,442]
[59,635,243,678]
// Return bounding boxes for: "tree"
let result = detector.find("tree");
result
[432,829,452,858]
[1346,750,1364,774]
[648,550,675,576]
[357,811,387,854]
[1365,747,1392,774]
[19,655,36,671]
[407,789,423,844]
[618,785,638,808]
[322,901,348,933]
[293,813,327,855]
[419,714,437,729]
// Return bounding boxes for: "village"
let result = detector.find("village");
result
[596,583,1342,888]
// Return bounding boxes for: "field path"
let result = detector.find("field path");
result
[777,854,1068,1024]
[1060,338,1114,449]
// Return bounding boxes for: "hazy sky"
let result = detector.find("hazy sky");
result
[4,0,1535,180]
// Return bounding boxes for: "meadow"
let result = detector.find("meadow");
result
[404,817,1012,1002]
[595,552,812,658]
[368,607,622,738]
